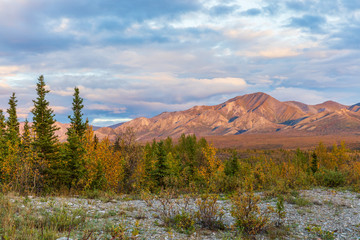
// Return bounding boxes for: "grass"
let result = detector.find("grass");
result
[0,194,137,239]
[285,195,313,207]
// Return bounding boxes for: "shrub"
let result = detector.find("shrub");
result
[154,190,196,234]
[305,224,335,240]
[275,196,286,227]
[172,212,195,234]
[315,169,346,187]
[230,189,272,235]
[195,194,225,230]
[157,189,180,225]
[109,221,129,240]
[285,195,312,207]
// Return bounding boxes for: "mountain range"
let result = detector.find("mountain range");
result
[87,92,360,142]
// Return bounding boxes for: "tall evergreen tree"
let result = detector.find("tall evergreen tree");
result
[153,141,168,188]
[0,110,6,140]
[31,75,59,163]
[21,119,31,149]
[6,93,20,145]
[0,110,6,179]
[66,87,88,188]
[67,87,88,140]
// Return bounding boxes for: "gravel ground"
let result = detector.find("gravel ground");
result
[9,188,360,239]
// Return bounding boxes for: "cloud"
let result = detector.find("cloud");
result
[0,0,201,55]
[330,26,360,50]
[259,48,301,58]
[87,104,126,114]
[0,0,359,125]
[209,4,240,16]
[288,14,326,32]
[262,2,281,15]
[0,66,21,77]
[80,75,247,105]
[270,87,327,104]
[242,8,262,16]
[91,117,132,126]
[341,0,360,9]
[50,105,68,114]
[285,0,311,11]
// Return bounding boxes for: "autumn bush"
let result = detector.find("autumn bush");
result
[195,194,225,230]
[230,185,273,235]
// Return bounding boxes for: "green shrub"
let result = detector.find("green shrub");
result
[305,224,335,240]
[275,196,286,227]
[315,169,346,187]
[172,212,195,234]
[285,195,312,207]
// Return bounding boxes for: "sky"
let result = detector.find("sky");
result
[0,0,360,126]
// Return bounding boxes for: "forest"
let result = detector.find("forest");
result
[0,75,359,196]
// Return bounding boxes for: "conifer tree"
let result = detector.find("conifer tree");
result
[0,110,6,139]
[67,87,88,140]
[311,152,318,174]
[153,141,168,188]
[21,119,31,149]
[94,134,98,149]
[0,110,6,180]
[113,137,121,152]
[0,110,7,158]
[66,87,88,188]
[31,75,59,170]
[225,152,240,177]
[6,93,20,145]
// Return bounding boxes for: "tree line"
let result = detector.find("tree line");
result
[0,75,360,195]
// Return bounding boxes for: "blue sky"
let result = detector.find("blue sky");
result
[0,0,360,126]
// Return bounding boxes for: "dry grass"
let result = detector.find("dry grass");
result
[205,132,360,150]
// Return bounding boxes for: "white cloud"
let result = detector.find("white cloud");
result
[50,105,68,114]
[91,118,132,127]
[80,74,247,106]
[270,87,327,104]
[87,104,126,114]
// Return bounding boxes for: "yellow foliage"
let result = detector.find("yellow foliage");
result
[81,127,124,191]
[198,144,224,191]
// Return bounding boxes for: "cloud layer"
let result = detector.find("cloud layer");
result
[0,0,359,126]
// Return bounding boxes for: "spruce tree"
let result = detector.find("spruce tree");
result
[0,110,6,141]
[153,141,168,188]
[21,119,31,149]
[6,93,20,145]
[67,87,88,140]
[31,75,59,164]
[0,110,6,172]
[19,119,36,193]
[66,87,88,188]
[224,152,240,177]
[311,152,318,174]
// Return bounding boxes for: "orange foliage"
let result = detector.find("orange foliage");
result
[82,127,124,191]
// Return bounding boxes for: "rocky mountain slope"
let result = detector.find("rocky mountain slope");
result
[112,92,360,141]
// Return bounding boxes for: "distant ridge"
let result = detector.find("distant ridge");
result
[108,122,124,129]
[107,92,360,141]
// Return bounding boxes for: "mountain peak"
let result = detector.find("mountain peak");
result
[228,92,270,102]
[313,100,347,113]
[109,92,360,141]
